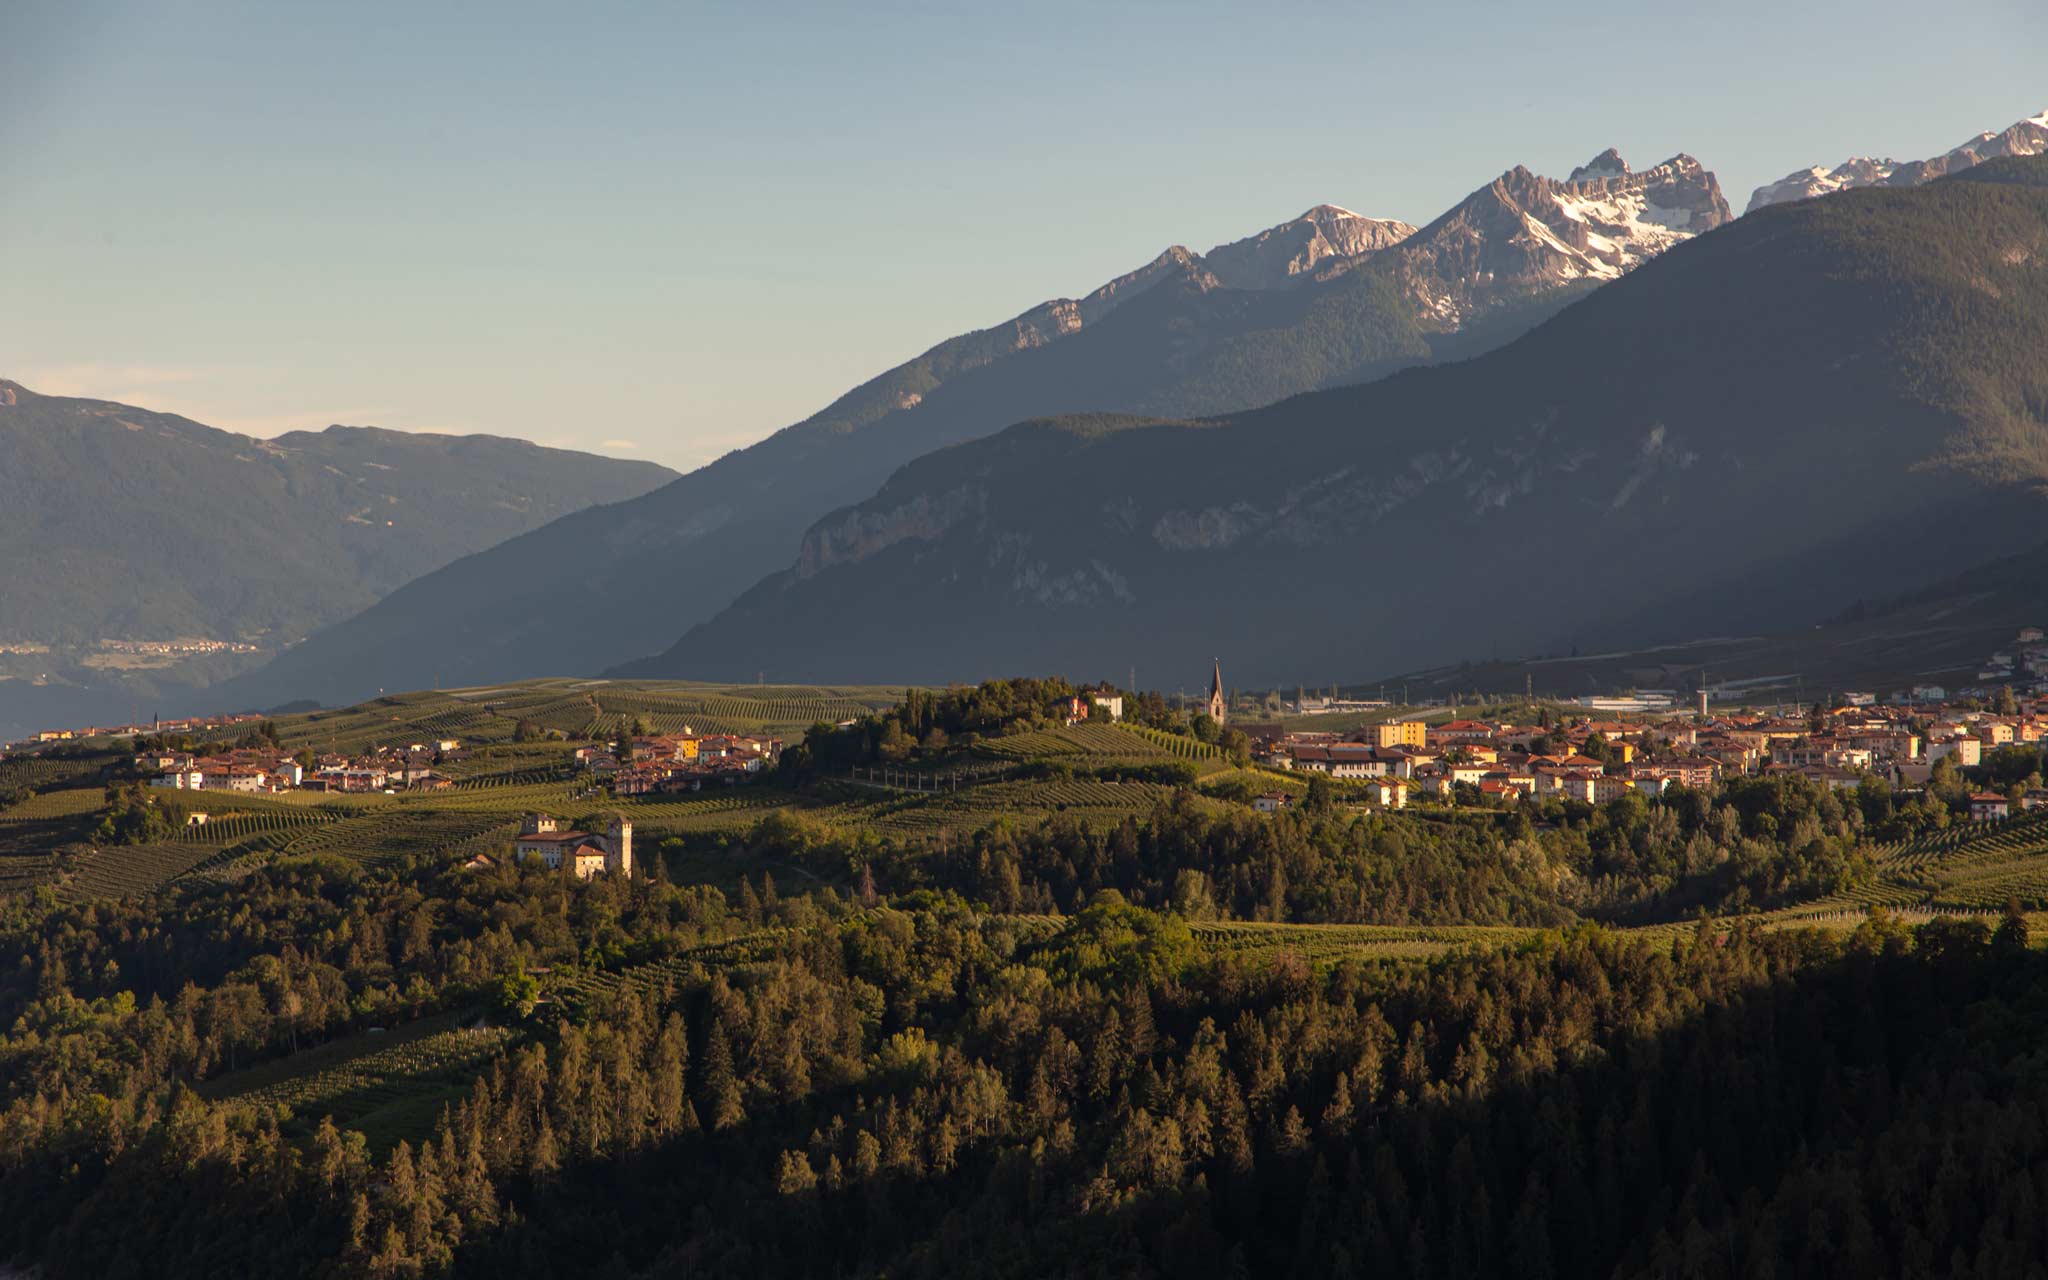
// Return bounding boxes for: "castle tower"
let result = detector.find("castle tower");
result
[1207,660,1227,726]
[606,817,633,877]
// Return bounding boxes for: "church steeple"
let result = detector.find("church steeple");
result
[1207,659,1227,725]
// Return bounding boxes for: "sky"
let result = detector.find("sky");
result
[2,1,2043,471]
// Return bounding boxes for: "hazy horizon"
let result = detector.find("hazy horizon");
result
[4,0,2042,470]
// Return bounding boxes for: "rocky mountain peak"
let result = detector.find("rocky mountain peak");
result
[1200,205,1417,291]
[1569,148,1631,183]
[1748,108,2048,213]
[1390,152,1730,326]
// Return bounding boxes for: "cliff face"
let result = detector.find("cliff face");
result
[794,485,987,580]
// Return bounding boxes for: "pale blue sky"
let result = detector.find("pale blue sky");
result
[3,1,2042,468]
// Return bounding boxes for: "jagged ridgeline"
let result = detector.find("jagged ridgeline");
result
[630,157,2048,690]
[1748,105,2047,210]
[223,150,1731,710]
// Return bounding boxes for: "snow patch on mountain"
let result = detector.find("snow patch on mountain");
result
[1392,152,1732,323]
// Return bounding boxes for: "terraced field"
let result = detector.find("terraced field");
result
[60,841,224,900]
[579,683,902,739]
[1841,813,2048,911]
[0,786,106,891]
[275,810,520,867]
[173,808,337,845]
[1118,725,1231,763]
[0,753,107,793]
[258,678,903,755]
[543,931,793,1006]
[615,787,829,836]
[203,1013,522,1150]
[858,777,1192,838]
[1192,919,1541,963]
[0,786,109,820]
[274,691,497,755]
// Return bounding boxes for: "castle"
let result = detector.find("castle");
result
[514,813,633,878]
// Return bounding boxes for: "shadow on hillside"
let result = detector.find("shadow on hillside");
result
[434,934,2048,1279]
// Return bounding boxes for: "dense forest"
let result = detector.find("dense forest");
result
[5,845,2048,1277]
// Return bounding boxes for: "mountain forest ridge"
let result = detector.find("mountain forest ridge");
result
[214,143,1731,712]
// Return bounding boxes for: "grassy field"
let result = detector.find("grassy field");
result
[1190,919,1542,962]
[202,1011,523,1151]
[271,678,905,756]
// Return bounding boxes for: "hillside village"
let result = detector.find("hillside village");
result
[1249,697,2048,818]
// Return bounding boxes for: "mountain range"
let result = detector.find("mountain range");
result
[0,383,672,734]
[621,158,2048,691]
[1748,107,2048,212]
[220,148,1731,709]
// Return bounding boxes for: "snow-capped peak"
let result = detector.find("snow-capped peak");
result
[1386,150,1731,329]
[1748,109,2048,213]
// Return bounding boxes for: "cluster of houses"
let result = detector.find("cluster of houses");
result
[144,739,464,795]
[1247,698,2048,815]
[1974,627,2048,687]
[133,726,786,800]
[575,730,783,794]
